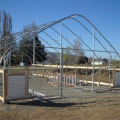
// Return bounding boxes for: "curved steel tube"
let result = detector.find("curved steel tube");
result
[2,14,120,69]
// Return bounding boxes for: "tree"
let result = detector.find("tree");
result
[73,40,84,56]
[0,10,13,65]
[0,10,13,51]
[12,36,47,64]
[34,36,47,63]
[102,58,108,63]
[78,56,88,64]
[88,57,93,64]
[73,40,85,64]
[57,46,72,75]
[0,11,1,38]
[63,46,72,65]
[12,22,47,64]
[1,10,12,36]
[95,56,102,61]
[48,56,56,64]
[58,46,72,65]
[63,46,72,75]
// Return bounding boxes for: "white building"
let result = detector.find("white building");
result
[91,61,108,65]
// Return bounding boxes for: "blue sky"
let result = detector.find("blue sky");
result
[0,0,120,59]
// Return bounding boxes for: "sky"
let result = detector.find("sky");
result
[0,0,120,59]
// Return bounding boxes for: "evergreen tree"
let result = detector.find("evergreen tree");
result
[12,36,47,64]
[78,56,88,64]
[12,22,47,65]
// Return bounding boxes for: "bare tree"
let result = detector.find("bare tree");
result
[88,57,93,64]
[0,11,1,38]
[0,10,12,38]
[7,13,12,35]
[2,11,6,36]
[48,56,56,64]
[31,21,37,36]
[73,40,84,60]
[96,56,102,61]
[63,46,72,75]
[23,25,31,40]
[1,11,13,46]
[0,10,13,64]
[0,10,13,37]
[73,40,84,55]
[23,21,37,40]
[73,40,85,75]
[58,46,72,65]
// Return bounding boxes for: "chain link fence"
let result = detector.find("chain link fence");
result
[28,68,61,98]
[0,72,3,97]
[0,68,117,102]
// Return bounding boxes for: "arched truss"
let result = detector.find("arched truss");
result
[0,14,120,70]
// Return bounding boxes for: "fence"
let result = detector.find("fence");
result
[28,68,61,99]
[0,68,61,103]
[48,74,77,87]
[0,68,120,103]
[0,70,3,100]
[0,69,31,102]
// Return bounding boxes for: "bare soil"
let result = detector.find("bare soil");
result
[0,68,119,120]
[0,90,120,120]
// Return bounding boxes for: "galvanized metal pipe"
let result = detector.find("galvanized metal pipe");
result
[60,21,63,97]
[9,43,11,73]
[99,65,100,86]
[92,27,95,93]
[32,36,35,96]
[22,52,23,72]
[109,46,111,87]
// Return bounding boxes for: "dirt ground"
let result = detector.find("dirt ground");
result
[0,91,120,120]
[0,70,120,120]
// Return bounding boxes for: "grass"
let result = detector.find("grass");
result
[0,65,115,84]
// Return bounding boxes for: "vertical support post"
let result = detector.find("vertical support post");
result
[9,43,11,73]
[98,65,100,86]
[3,70,7,102]
[57,76,58,83]
[69,77,70,84]
[32,36,35,96]
[75,76,77,85]
[72,76,74,84]
[26,68,29,96]
[75,56,77,77]
[49,64,50,73]
[75,64,77,77]
[60,21,63,98]
[64,76,65,84]
[67,77,68,84]
[22,52,23,73]
[42,66,44,77]
[86,64,87,84]
[109,46,111,87]
[92,27,95,93]
[57,63,58,73]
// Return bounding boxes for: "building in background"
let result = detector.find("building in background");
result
[91,61,108,65]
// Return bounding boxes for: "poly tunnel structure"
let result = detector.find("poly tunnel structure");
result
[0,14,120,102]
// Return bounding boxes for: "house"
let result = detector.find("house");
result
[20,62,28,66]
[91,61,108,65]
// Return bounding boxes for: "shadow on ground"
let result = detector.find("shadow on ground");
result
[8,98,108,108]
[9,99,77,107]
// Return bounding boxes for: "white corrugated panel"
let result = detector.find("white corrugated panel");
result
[114,71,120,87]
[7,75,26,99]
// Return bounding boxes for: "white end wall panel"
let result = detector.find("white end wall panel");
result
[7,75,26,99]
[114,71,120,87]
